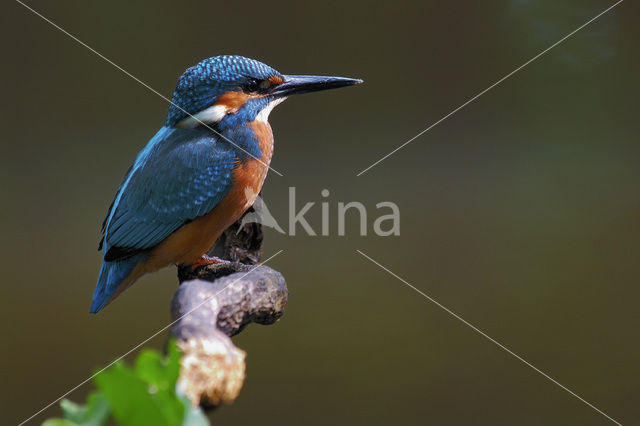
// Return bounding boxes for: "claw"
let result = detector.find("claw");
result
[189,254,229,271]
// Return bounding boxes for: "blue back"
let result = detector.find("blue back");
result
[102,126,237,257]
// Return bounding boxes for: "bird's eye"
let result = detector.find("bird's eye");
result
[244,79,273,93]
[244,79,262,92]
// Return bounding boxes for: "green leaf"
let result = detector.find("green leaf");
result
[166,339,182,383]
[42,419,76,426]
[57,392,109,426]
[134,340,180,391]
[43,392,110,426]
[44,341,201,426]
[82,392,110,425]
[93,344,186,426]
[59,398,85,422]
[135,349,169,388]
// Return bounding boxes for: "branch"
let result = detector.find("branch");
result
[170,202,288,407]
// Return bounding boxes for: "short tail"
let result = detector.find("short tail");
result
[90,254,148,313]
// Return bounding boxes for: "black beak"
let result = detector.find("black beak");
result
[271,74,363,97]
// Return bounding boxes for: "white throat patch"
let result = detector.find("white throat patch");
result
[256,97,286,123]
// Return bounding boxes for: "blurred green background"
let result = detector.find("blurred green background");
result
[2,0,639,424]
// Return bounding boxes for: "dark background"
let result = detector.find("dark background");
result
[2,0,639,424]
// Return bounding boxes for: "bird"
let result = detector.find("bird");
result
[90,55,361,313]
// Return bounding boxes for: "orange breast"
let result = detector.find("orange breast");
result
[146,121,274,269]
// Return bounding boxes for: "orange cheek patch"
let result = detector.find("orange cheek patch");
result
[268,75,284,85]
[214,90,271,115]
[215,90,250,113]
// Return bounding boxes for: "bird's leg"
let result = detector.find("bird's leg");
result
[189,254,230,271]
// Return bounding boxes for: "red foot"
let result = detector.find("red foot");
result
[189,255,229,271]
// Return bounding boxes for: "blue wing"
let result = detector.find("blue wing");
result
[101,126,237,260]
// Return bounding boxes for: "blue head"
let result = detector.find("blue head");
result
[166,55,361,129]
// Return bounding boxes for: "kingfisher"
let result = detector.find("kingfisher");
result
[90,55,361,313]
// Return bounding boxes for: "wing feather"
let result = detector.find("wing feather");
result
[101,127,236,261]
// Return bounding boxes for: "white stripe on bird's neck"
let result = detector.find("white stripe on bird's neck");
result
[175,104,227,129]
[175,97,286,129]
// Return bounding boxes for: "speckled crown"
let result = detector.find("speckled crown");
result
[167,55,282,126]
